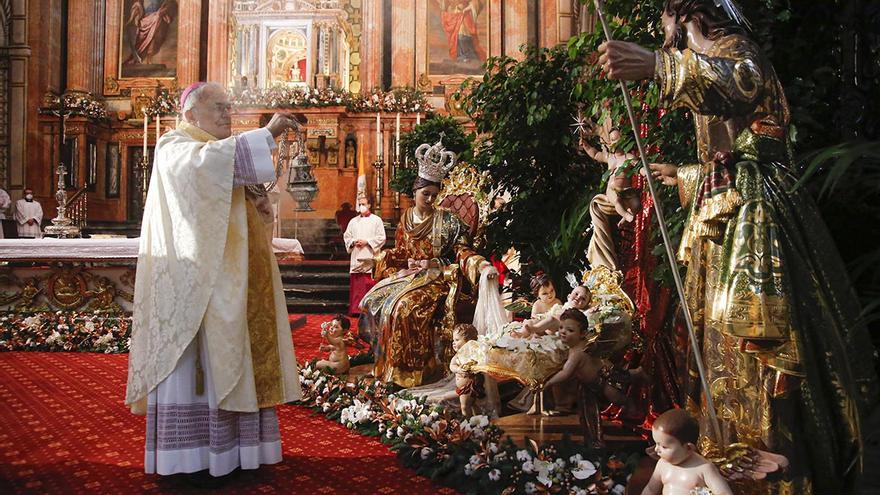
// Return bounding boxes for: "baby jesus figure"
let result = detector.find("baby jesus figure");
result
[316,314,351,374]
[449,323,484,417]
[512,284,593,338]
[581,116,642,227]
[642,409,733,495]
[530,272,562,317]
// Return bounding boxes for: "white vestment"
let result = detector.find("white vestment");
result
[126,122,301,476]
[14,199,43,238]
[0,188,10,238]
[0,188,10,219]
[342,213,386,273]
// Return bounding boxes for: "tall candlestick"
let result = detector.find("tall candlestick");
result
[416,113,421,125]
[375,112,381,159]
[143,113,148,155]
[395,113,401,159]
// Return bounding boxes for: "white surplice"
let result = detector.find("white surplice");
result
[14,199,43,238]
[342,213,386,273]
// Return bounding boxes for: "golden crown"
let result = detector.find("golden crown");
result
[415,137,457,183]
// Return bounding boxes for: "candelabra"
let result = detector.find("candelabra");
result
[372,157,385,206]
[43,163,81,238]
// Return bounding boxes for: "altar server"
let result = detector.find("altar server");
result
[15,188,43,238]
[343,196,386,315]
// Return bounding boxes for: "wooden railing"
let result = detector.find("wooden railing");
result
[64,187,88,231]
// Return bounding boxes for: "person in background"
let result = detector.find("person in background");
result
[343,196,386,316]
[15,188,43,238]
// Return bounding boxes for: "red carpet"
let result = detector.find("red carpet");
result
[0,316,454,494]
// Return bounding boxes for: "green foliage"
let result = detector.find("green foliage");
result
[391,114,474,195]
[460,44,603,290]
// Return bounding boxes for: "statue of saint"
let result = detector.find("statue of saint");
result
[598,1,878,493]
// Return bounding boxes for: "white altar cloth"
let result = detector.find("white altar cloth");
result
[0,238,140,261]
[0,237,304,261]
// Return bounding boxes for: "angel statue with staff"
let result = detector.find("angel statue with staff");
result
[593,0,878,493]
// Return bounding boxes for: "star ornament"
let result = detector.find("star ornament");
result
[570,111,591,141]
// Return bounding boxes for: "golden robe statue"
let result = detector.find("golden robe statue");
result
[359,206,486,388]
[656,35,878,494]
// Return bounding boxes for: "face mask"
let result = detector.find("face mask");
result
[25,194,33,200]
[357,205,368,214]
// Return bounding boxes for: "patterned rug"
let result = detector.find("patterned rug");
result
[0,315,453,494]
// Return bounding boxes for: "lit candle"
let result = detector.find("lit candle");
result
[395,112,401,159]
[375,112,381,160]
[143,112,148,155]
[416,113,421,125]
[156,115,161,143]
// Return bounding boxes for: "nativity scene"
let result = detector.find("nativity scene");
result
[1,1,879,494]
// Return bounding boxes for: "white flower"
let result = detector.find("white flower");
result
[45,331,62,345]
[488,469,500,481]
[572,460,597,480]
[464,463,475,476]
[420,447,433,460]
[471,426,485,440]
[572,488,588,495]
[569,453,583,464]
[469,415,489,428]
[516,449,532,462]
[554,458,566,469]
[521,460,534,473]
[84,321,95,332]
[487,442,499,454]
[396,426,405,437]
[524,482,538,494]
[611,484,625,495]
[534,459,554,486]
[322,403,331,412]
[385,429,394,439]
[689,489,712,495]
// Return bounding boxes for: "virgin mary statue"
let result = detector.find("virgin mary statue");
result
[359,141,499,388]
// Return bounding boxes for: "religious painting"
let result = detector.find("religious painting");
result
[106,143,121,198]
[86,139,98,191]
[428,0,489,76]
[119,0,179,79]
[266,28,309,87]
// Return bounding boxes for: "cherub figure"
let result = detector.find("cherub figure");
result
[514,284,592,338]
[316,314,351,374]
[581,116,642,227]
[530,272,562,318]
[449,323,483,416]
[641,409,733,495]
[543,309,632,414]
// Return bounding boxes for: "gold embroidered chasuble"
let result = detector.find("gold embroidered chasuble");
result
[126,122,301,414]
[656,35,878,495]
[361,207,485,388]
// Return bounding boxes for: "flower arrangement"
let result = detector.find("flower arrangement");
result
[41,91,109,120]
[231,85,432,113]
[144,86,180,117]
[0,312,131,353]
[297,361,635,494]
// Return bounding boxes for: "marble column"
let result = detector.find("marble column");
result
[176,0,201,87]
[207,0,230,85]
[65,0,103,93]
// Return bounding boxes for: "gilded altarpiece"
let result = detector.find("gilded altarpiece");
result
[228,1,361,92]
